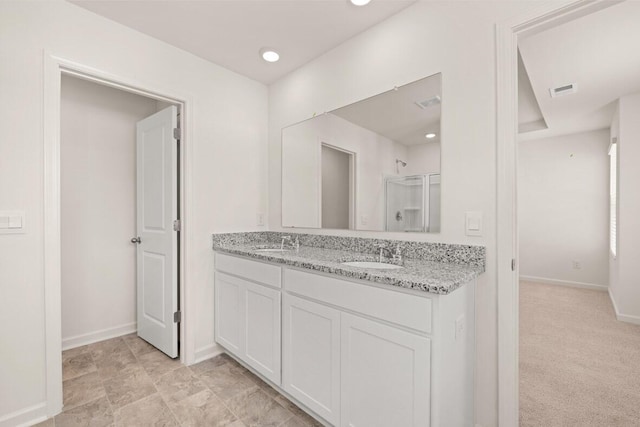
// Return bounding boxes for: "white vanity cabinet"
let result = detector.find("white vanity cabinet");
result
[214,253,282,385]
[282,293,341,424]
[340,312,431,427]
[214,252,476,427]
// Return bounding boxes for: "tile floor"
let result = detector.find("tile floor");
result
[34,334,322,427]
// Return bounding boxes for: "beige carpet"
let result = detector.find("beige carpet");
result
[520,281,640,426]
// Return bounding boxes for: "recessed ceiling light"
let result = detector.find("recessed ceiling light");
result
[350,0,371,6]
[425,133,437,139]
[260,48,280,63]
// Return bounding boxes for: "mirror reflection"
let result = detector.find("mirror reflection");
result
[282,73,441,233]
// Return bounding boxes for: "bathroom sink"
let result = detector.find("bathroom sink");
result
[341,261,403,270]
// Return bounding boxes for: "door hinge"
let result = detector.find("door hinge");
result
[511,258,516,271]
[173,311,181,323]
[173,127,181,140]
[173,219,181,231]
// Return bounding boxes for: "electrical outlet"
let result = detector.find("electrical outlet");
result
[256,212,265,226]
[572,260,582,270]
[455,315,465,341]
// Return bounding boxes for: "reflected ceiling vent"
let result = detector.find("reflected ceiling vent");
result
[415,95,441,109]
[549,83,577,98]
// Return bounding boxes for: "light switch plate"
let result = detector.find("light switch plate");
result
[465,211,483,236]
[0,211,25,234]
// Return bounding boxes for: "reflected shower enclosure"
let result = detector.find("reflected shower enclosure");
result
[385,174,440,233]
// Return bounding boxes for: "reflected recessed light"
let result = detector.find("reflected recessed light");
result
[350,0,371,5]
[260,48,280,63]
[425,133,437,139]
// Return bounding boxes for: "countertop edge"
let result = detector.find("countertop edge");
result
[213,245,482,296]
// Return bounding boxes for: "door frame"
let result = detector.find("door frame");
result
[43,52,195,416]
[496,1,622,425]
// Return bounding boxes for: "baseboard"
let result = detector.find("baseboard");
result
[520,275,607,292]
[62,322,137,351]
[608,288,640,326]
[0,402,47,427]
[192,343,224,365]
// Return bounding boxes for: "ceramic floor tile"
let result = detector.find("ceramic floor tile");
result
[113,393,178,427]
[62,345,90,361]
[219,354,249,374]
[103,365,157,408]
[198,363,259,402]
[188,354,228,376]
[226,389,294,427]
[167,389,238,427]
[94,348,139,381]
[155,366,208,404]
[242,370,279,399]
[89,338,130,363]
[138,350,182,382]
[273,396,322,426]
[63,352,97,381]
[55,396,113,427]
[122,333,157,357]
[63,371,106,411]
[279,416,311,427]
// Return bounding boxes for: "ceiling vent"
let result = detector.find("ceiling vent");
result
[415,95,441,109]
[549,83,577,98]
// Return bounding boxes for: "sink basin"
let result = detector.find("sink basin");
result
[341,261,403,270]
[255,248,292,252]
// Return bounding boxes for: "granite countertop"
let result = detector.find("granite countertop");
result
[214,241,483,295]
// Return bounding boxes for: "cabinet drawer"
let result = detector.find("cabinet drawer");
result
[215,253,281,288]
[284,268,432,334]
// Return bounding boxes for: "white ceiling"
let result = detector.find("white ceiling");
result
[518,1,640,141]
[331,73,441,146]
[70,0,415,84]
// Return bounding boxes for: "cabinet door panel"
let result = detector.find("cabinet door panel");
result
[341,313,430,427]
[214,272,244,355]
[244,281,281,385]
[283,294,340,425]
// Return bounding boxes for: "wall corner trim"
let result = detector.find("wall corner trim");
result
[0,402,47,427]
[608,288,640,326]
[192,343,224,365]
[519,276,607,292]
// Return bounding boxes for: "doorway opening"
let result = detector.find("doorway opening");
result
[320,143,355,229]
[42,56,191,417]
[497,1,640,424]
[59,73,182,411]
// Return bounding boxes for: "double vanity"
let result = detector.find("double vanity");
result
[212,232,484,427]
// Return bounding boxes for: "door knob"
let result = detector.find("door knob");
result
[131,237,142,244]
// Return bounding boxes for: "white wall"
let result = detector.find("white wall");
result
[60,75,159,348]
[518,129,610,288]
[282,113,407,231]
[0,1,267,423]
[609,91,640,323]
[268,2,531,425]
[405,142,440,176]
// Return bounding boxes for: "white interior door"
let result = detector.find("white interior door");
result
[135,105,179,358]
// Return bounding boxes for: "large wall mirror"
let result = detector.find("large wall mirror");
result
[282,73,441,233]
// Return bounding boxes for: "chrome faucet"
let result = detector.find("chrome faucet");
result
[377,243,403,265]
[281,235,300,252]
